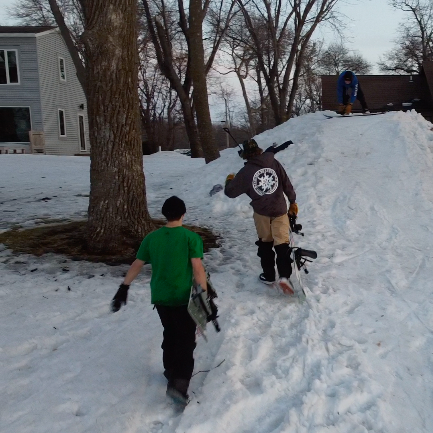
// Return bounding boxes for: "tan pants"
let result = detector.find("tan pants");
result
[253,212,289,245]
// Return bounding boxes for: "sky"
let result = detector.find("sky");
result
[326,0,407,72]
[2,109,433,432]
[0,0,408,71]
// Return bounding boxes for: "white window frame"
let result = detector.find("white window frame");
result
[77,113,87,151]
[0,49,20,85]
[0,106,32,143]
[58,56,66,82]
[58,109,66,137]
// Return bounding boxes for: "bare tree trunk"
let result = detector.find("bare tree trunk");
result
[257,67,266,129]
[141,0,203,157]
[189,0,220,163]
[166,115,175,151]
[236,69,255,136]
[80,0,154,253]
[166,93,177,151]
[286,51,304,119]
[178,95,203,158]
[140,98,157,154]
[237,0,339,126]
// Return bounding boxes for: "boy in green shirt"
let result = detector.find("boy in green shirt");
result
[111,196,207,405]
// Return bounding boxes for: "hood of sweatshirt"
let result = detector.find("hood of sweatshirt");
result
[244,151,275,168]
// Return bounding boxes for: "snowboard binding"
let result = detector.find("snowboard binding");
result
[289,214,317,274]
[205,275,221,332]
[188,272,221,341]
[294,247,317,274]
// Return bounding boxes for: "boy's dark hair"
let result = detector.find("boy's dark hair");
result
[162,196,186,221]
[344,71,353,82]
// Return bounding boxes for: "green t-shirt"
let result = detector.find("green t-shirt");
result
[136,226,204,306]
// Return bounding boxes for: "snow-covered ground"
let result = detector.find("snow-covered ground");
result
[1,110,433,433]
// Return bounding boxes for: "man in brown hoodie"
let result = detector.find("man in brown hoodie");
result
[224,139,298,294]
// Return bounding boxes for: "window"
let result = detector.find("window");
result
[0,50,19,84]
[0,107,31,142]
[59,57,66,81]
[78,114,86,151]
[58,109,66,136]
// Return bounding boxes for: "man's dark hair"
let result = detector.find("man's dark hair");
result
[344,71,353,82]
[162,196,186,221]
[239,138,263,159]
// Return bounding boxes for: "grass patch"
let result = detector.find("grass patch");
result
[0,220,220,266]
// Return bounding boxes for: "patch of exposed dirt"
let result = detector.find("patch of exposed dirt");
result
[0,220,220,266]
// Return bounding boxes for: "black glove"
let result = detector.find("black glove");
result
[111,284,130,312]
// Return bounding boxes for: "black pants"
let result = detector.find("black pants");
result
[155,305,197,382]
[256,240,292,280]
[343,83,369,111]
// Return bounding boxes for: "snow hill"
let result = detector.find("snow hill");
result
[1,110,433,433]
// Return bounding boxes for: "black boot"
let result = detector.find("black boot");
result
[163,369,173,382]
[274,243,293,279]
[255,240,275,282]
[167,378,190,405]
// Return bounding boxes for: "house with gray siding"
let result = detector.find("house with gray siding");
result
[0,26,89,155]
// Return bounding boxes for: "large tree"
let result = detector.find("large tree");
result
[292,40,323,115]
[319,43,372,75]
[189,0,220,162]
[79,0,154,252]
[138,32,182,153]
[379,0,433,74]
[142,0,236,162]
[219,14,259,135]
[236,0,341,124]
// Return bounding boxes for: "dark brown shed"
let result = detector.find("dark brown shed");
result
[321,62,433,121]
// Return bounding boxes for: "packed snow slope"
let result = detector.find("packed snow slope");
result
[1,110,433,433]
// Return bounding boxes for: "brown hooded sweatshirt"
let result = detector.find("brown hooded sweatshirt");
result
[224,152,296,217]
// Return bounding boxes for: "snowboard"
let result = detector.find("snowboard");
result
[188,284,211,340]
[288,225,306,302]
[288,215,317,302]
[323,112,385,119]
[187,273,220,341]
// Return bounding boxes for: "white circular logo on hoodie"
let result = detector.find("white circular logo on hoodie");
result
[252,168,278,196]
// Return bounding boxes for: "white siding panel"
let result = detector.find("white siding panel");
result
[36,31,89,156]
[0,37,44,133]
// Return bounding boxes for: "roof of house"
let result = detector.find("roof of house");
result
[0,26,56,35]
